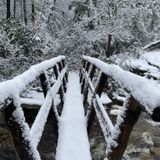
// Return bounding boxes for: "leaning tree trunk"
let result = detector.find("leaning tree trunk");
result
[6,0,11,19]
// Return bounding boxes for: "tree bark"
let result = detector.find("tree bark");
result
[6,0,11,19]
[23,0,27,25]
[105,34,112,58]
[31,0,35,24]
[108,97,141,160]
[13,0,16,18]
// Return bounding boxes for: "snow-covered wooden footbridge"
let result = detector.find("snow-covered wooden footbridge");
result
[0,55,160,160]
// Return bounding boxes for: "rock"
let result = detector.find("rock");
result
[139,152,154,160]
[150,147,160,155]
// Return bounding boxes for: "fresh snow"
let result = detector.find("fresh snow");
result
[0,56,65,109]
[100,92,112,105]
[30,68,66,147]
[142,51,160,68]
[56,72,91,160]
[12,97,41,160]
[83,56,160,113]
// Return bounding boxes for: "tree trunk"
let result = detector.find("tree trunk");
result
[13,0,16,18]
[6,0,11,19]
[23,0,27,25]
[105,34,112,58]
[31,0,35,24]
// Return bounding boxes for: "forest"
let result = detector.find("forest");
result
[0,0,160,80]
[1,1,160,160]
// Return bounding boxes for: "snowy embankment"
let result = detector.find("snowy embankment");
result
[83,56,160,114]
[0,55,65,108]
[125,50,160,79]
[56,72,91,160]
[142,51,160,68]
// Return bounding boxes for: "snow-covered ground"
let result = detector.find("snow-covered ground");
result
[56,72,91,160]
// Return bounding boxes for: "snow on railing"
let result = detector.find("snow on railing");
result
[0,56,67,160]
[0,55,65,109]
[81,55,160,160]
[30,68,66,147]
[83,55,160,114]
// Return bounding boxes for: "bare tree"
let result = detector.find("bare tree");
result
[23,0,27,24]
[6,0,11,18]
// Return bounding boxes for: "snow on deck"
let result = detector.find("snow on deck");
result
[56,72,91,160]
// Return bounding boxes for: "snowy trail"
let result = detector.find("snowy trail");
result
[55,72,92,160]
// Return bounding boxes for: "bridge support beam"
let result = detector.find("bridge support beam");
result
[108,97,141,160]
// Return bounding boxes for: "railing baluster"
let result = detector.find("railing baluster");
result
[39,73,49,97]
[87,72,108,133]
[81,61,89,93]
[80,59,85,83]
[108,96,141,160]
[39,70,59,139]
[57,62,65,105]
[83,64,96,106]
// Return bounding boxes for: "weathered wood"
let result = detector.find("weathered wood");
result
[58,62,67,93]
[53,64,64,105]
[80,59,85,83]
[40,71,58,138]
[81,61,90,93]
[3,101,38,160]
[7,0,11,19]
[87,72,107,133]
[53,65,58,79]
[89,65,96,81]
[62,59,68,84]
[39,73,49,97]
[82,62,90,94]
[108,97,141,160]
[83,64,96,106]
[81,60,87,92]
[151,107,160,122]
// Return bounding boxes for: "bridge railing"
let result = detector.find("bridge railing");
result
[0,56,67,160]
[80,55,160,160]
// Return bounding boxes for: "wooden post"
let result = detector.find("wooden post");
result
[40,71,58,138]
[80,59,85,83]
[108,97,141,160]
[105,34,112,58]
[58,61,66,92]
[39,73,49,97]
[82,62,90,93]
[54,64,64,106]
[53,65,58,79]
[87,72,107,133]
[6,0,11,19]
[60,61,67,93]
[62,59,68,84]
[83,64,96,106]
[81,61,90,93]
[3,101,39,160]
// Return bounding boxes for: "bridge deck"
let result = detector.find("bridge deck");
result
[55,72,91,160]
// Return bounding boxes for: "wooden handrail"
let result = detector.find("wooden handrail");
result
[0,56,67,160]
[80,55,160,160]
